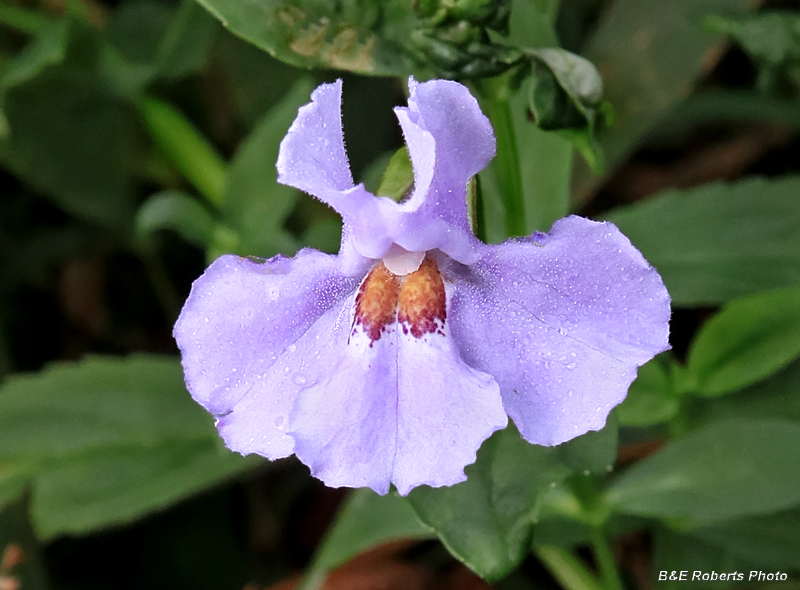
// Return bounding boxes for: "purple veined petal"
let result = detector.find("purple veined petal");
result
[217,296,356,461]
[286,260,506,495]
[389,78,495,263]
[173,249,361,457]
[285,310,399,494]
[448,216,671,446]
[392,295,507,495]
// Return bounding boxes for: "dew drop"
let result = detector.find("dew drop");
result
[293,374,307,385]
[566,362,577,370]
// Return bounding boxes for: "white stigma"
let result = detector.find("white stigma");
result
[382,248,425,276]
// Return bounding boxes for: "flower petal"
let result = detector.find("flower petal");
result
[390,78,495,263]
[286,277,506,495]
[276,79,396,266]
[392,315,507,495]
[173,250,360,458]
[449,216,671,446]
[276,79,354,205]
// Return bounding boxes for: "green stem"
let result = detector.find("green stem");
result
[476,75,526,238]
[137,96,228,209]
[0,3,51,35]
[295,568,326,590]
[589,528,625,590]
[534,545,605,590]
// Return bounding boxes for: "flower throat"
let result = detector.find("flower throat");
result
[353,256,446,344]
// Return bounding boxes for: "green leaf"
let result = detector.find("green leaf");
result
[557,414,618,476]
[0,355,212,460]
[606,419,800,522]
[705,11,800,67]
[0,461,32,504]
[0,355,258,537]
[193,0,422,75]
[136,190,217,248]
[617,356,679,427]
[525,49,607,173]
[573,0,752,194]
[106,0,173,66]
[690,359,800,427]
[0,18,69,93]
[30,440,255,540]
[0,57,142,230]
[652,527,755,589]
[687,285,800,396]
[689,508,800,570]
[374,147,413,202]
[221,78,314,258]
[0,501,50,590]
[153,0,219,79]
[313,489,433,572]
[605,176,800,306]
[407,426,571,581]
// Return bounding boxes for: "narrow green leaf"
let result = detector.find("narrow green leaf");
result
[478,74,526,238]
[138,95,227,208]
[313,489,433,572]
[407,426,571,581]
[0,2,52,35]
[221,79,314,258]
[136,190,217,248]
[30,440,257,540]
[605,176,800,306]
[606,419,800,522]
[534,545,605,590]
[687,285,800,396]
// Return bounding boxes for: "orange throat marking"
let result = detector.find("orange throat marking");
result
[354,256,446,344]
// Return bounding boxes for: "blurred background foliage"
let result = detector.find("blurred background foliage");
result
[1,0,800,588]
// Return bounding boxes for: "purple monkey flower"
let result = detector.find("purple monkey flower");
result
[174,78,670,496]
